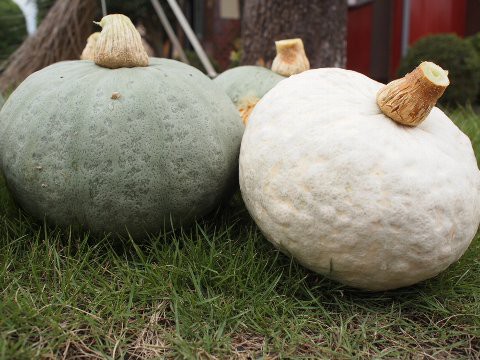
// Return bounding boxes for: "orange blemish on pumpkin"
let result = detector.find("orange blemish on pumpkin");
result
[237,97,260,125]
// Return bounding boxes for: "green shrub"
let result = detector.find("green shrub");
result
[37,0,55,21]
[467,32,480,55]
[0,0,27,67]
[398,34,480,105]
[467,32,480,103]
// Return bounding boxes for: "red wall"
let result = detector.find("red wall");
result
[348,0,468,79]
[409,0,467,43]
[347,4,373,74]
[390,0,404,78]
[391,0,467,76]
[203,2,241,71]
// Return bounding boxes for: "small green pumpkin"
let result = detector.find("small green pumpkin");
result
[0,15,243,238]
[214,39,309,124]
[214,66,284,123]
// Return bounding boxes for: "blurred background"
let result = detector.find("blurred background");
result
[1,0,479,105]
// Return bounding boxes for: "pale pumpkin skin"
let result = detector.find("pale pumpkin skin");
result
[214,66,284,106]
[240,68,480,291]
[0,58,243,237]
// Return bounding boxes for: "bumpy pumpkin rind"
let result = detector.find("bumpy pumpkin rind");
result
[239,68,480,291]
[0,58,243,238]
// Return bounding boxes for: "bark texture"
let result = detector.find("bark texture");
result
[0,0,97,93]
[241,0,347,68]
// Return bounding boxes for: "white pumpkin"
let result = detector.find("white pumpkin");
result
[239,64,480,291]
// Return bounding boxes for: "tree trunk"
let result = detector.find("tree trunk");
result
[241,0,347,68]
[0,0,97,93]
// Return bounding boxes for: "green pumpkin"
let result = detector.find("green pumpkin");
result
[214,40,310,125]
[0,56,243,237]
[214,66,285,107]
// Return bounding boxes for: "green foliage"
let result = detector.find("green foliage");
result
[0,0,27,66]
[467,32,480,56]
[398,34,480,105]
[467,32,480,102]
[229,38,243,68]
[448,105,480,166]
[0,0,55,68]
[37,0,55,22]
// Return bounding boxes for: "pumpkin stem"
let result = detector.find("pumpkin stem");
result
[80,32,100,61]
[94,14,149,69]
[271,38,310,77]
[376,62,449,126]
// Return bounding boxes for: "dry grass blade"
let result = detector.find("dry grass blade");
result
[127,301,174,359]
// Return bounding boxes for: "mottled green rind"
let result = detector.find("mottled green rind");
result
[0,58,244,238]
[0,94,4,108]
[213,66,285,105]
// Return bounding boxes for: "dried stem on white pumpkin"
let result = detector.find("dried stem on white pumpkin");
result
[94,14,149,69]
[376,62,449,126]
[271,38,310,77]
[80,32,100,61]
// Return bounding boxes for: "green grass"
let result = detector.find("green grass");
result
[1,107,480,359]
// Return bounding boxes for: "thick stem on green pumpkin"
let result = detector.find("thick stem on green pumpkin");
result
[271,38,310,77]
[94,14,149,69]
[376,62,449,126]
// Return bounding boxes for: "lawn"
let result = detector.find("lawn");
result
[0,107,479,359]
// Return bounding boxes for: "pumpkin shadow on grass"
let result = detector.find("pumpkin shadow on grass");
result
[276,233,480,323]
[0,162,248,245]
[0,171,252,255]
[224,187,478,317]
